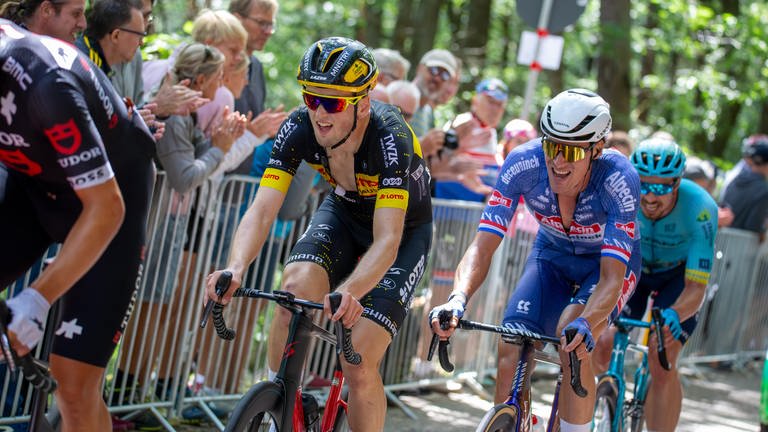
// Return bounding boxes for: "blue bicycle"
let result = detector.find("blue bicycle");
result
[591,308,670,432]
[429,310,585,432]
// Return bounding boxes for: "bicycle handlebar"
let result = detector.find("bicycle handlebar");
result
[0,301,57,393]
[200,271,362,365]
[427,311,586,396]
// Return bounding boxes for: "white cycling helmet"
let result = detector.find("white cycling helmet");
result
[539,89,612,143]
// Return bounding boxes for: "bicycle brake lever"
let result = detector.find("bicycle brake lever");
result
[201,271,233,328]
[564,328,588,398]
[651,308,671,371]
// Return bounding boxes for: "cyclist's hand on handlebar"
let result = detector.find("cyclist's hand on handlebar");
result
[561,317,594,357]
[660,308,683,340]
[324,290,362,328]
[429,293,466,339]
[205,270,241,305]
[4,289,50,355]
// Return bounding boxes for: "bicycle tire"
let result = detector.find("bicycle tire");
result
[476,403,519,432]
[592,375,620,432]
[225,381,285,432]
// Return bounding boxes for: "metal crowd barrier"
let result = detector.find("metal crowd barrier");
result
[2,176,767,429]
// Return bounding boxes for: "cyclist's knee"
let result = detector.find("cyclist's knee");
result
[342,359,380,387]
[591,331,613,372]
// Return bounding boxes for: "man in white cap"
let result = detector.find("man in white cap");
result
[410,49,459,157]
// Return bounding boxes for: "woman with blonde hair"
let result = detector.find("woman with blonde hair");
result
[115,43,245,424]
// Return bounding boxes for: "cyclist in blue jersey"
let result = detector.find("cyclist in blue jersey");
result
[593,138,718,432]
[430,89,641,432]
[205,37,432,432]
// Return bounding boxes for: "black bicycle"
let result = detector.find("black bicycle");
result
[201,271,360,432]
[0,299,59,431]
[430,310,585,432]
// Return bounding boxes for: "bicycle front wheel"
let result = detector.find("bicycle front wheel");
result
[476,403,519,432]
[225,381,285,432]
[592,375,620,432]
[331,404,350,432]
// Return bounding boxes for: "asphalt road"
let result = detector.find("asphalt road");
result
[158,359,763,431]
[383,361,762,432]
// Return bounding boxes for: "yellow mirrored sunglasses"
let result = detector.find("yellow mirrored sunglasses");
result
[542,136,595,162]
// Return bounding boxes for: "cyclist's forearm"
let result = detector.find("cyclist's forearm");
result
[581,258,625,327]
[670,279,707,321]
[453,232,502,302]
[228,189,282,275]
[30,181,125,304]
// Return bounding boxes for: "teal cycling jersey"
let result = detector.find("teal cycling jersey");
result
[639,178,718,284]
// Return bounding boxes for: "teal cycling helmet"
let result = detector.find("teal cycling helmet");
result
[631,138,687,178]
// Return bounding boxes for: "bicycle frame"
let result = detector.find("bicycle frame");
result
[503,339,563,432]
[205,281,359,432]
[277,301,340,432]
[429,314,584,432]
[601,316,652,432]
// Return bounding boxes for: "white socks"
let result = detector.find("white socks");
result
[560,419,591,432]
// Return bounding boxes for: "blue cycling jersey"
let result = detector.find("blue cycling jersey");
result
[479,142,641,266]
[639,178,718,284]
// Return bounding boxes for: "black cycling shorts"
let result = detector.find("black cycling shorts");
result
[0,162,153,367]
[622,264,697,344]
[286,196,432,338]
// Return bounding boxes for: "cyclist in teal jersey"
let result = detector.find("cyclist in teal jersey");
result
[594,138,718,432]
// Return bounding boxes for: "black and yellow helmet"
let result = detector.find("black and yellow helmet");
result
[297,37,378,94]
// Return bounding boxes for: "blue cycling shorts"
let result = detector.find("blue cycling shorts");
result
[622,264,697,344]
[502,237,642,337]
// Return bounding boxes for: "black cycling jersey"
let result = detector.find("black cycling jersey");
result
[0,20,155,366]
[261,101,432,227]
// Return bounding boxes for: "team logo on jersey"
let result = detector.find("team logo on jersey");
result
[378,278,396,291]
[488,190,512,207]
[45,119,81,155]
[615,221,636,239]
[605,171,636,213]
[2,57,32,91]
[311,231,331,243]
[0,148,42,176]
[533,212,566,234]
[40,37,77,70]
[696,209,712,222]
[381,133,399,167]
[0,91,16,125]
[616,271,637,312]
[356,173,379,196]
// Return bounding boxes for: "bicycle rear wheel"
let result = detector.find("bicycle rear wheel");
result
[476,403,519,432]
[592,375,620,432]
[225,381,285,432]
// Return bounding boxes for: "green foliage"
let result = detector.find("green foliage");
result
[145,0,768,163]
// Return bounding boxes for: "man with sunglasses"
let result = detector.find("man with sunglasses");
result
[592,138,718,431]
[430,88,642,432]
[205,37,432,432]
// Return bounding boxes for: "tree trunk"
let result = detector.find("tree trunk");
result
[461,0,492,80]
[408,0,442,68]
[392,0,415,55]
[760,100,768,134]
[186,0,198,21]
[637,2,659,124]
[597,0,631,131]
[358,0,384,47]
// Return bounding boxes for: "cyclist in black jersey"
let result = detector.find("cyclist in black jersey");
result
[205,37,432,431]
[0,20,154,431]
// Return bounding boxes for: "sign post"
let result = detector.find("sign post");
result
[517,0,587,121]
